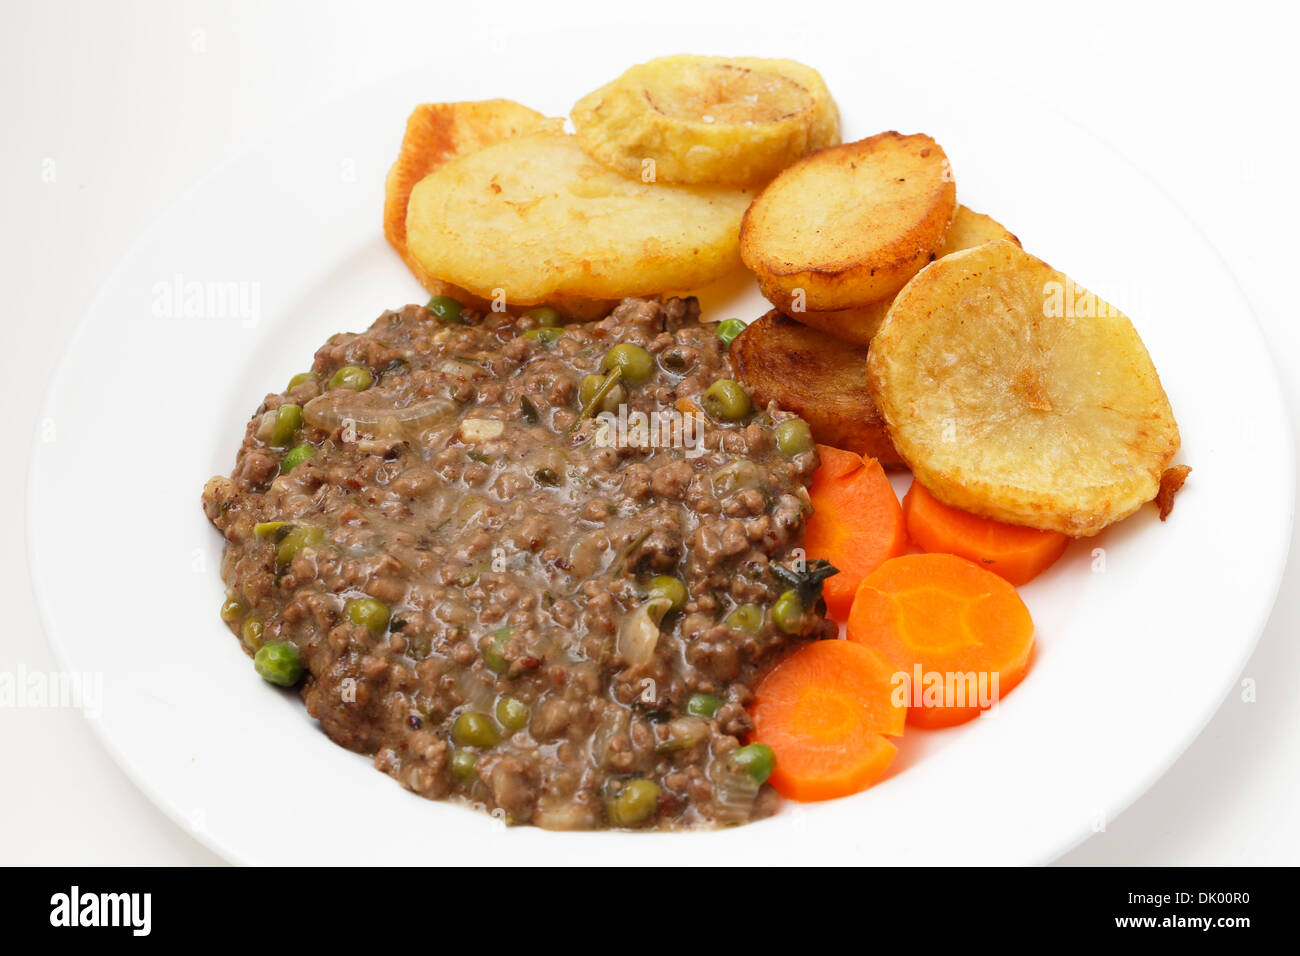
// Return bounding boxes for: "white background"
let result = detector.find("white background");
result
[2,0,1297,865]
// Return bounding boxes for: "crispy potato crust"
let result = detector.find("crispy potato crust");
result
[867,240,1180,536]
[406,132,752,304]
[572,55,840,188]
[730,310,902,466]
[1156,464,1192,520]
[741,131,958,312]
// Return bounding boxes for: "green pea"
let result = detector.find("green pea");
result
[646,575,688,614]
[728,743,776,784]
[522,327,564,346]
[275,524,325,567]
[775,418,815,457]
[773,589,803,634]
[267,404,303,447]
[724,604,763,634]
[328,365,373,391]
[715,318,746,346]
[254,641,304,687]
[525,306,562,327]
[686,693,723,720]
[220,592,245,624]
[607,778,661,828]
[496,695,530,732]
[579,374,626,414]
[240,616,264,650]
[287,371,318,392]
[345,597,390,635]
[702,379,752,421]
[481,626,513,675]
[450,749,479,782]
[426,295,464,324]
[452,712,500,749]
[280,443,316,474]
[600,344,654,385]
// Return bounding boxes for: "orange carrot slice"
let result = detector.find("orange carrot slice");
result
[903,480,1069,586]
[847,553,1034,728]
[750,639,907,801]
[802,445,908,620]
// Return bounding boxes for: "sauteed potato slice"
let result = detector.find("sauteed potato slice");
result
[729,310,902,466]
[940,204,1021,255]
[406,133,752,304]
[571,55,840,188]
[384,100,560,307]
[741,131,957,312]
[866,240,1180,536]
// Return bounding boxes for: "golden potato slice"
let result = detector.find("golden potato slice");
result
[383,100,561,305]
[793,206,1020,345]
[406,132,752,304]
[384,100,559,262]
[730,310,902,466]
[789,301,891,348]
[866,240,1180,536]
[383,102,610,319]
[741,131,957,312]
[571,55,839,188]
[939,204,1021,253]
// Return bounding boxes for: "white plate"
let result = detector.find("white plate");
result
[29,62,1293,866]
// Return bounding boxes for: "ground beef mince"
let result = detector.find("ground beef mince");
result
[202,296,832,830]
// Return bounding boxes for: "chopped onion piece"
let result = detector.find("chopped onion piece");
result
[713,767,761,825]
[656,716,709,753]
[302,393,456,438]
[459,418,505,443]
[617,596,673,671]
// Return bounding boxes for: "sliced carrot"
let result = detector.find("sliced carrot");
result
[750,639,907,801]
[903,480,1069,586]
[847,553,1034,728]
[802,445,908,620]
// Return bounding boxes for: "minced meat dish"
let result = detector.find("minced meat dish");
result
[202,296,832,829]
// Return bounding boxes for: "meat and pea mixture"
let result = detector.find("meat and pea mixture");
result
[202,296,832,829]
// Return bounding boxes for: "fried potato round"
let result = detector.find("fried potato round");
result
[866,240,1180,536]
[729,310,902,466]
[791,300,892,348]
[793,205,1020,345]
[571,55,840,188]
[383,100,562,307]
[939,204,1020,253]
[406,132,752,304]
[741,131,957,312]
